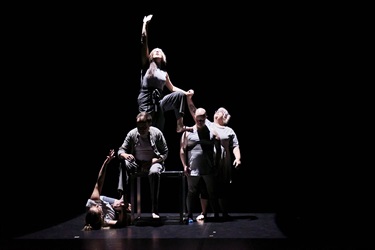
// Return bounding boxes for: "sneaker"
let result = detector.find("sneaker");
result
[152,213,160,219]
[196,214,205,221]
[188,217,194,223]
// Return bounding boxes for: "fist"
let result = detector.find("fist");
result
[143,14,153,23]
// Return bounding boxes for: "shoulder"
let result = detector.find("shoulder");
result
[221,125,235,134]
[149,126,163,133]
[226,126,237,136]
[207,127,220,139]
[182,130,192,138]
[149,126,165,138]
[86,199,100,208]
[127,128,138,136]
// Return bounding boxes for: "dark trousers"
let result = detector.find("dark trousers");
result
[118,160,164,214]
[186,174,219,217]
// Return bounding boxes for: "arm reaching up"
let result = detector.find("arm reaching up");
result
[186,92,197,119]
[90,149,116,200]
[141,14,153,67]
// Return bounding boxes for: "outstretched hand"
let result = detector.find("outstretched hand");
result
[106,149,116,162]
[143,14,153,23]
[186,89,194,98]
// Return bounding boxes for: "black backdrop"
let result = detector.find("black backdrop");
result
[2,3,373,242]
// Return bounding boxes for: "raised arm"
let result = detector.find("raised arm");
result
[90,149,116,200]
[141,14,153,67]
[186,94,197,119]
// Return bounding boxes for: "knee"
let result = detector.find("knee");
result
[149,163,163,174]
[148,171,159,177]
[174,91,185,99]
[125,160,137,172]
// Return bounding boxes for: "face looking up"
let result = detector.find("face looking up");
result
[149,48,165,64]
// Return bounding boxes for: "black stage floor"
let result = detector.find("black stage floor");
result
[2,212,373,250]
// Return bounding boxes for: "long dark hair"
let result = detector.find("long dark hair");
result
[82,209,102,231]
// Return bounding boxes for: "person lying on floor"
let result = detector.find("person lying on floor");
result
[82,149,131,231]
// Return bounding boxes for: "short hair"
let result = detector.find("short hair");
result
[195,108,207,117]
[216,107,231,125]
[136,112,152,123]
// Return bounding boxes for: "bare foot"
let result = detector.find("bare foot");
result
[125,203,131,213]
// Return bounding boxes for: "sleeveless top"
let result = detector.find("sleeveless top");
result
[186,126,217,176]
[138,68,167,113]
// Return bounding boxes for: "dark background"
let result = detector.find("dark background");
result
[2,3,373,244]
